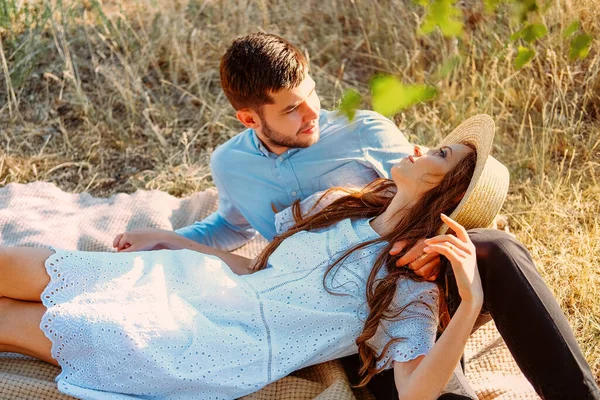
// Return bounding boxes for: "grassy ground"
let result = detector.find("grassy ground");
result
[1,0,599,383]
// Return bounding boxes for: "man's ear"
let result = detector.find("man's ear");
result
[236,109,261,130]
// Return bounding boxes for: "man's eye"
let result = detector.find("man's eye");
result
[286,108,297,114]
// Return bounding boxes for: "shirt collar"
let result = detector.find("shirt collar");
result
[250,130,301,160]
[249,110,330,159]
[251,129,273,158]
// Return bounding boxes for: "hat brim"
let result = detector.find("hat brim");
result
[437,114,509,234]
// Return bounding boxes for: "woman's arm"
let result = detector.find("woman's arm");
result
[392,214,483,400]
[392,298,481,400]
[116,229,255,275]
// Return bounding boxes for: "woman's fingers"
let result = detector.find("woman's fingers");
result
[113,234,123,248]
[117,235,131,252]
[441,213,469,243]
[425,232,483,304]
[425,234,470,254]
[424,242,460,262]
[425,214,474,256]
[424,241,469,268]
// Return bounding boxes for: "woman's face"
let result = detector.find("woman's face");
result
[391,143,474,196]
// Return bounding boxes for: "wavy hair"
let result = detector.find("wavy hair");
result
[252,145,477,385]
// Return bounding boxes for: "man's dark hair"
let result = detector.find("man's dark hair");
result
[220,33,309,111]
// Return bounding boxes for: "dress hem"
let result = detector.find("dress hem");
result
[39,246,75,388]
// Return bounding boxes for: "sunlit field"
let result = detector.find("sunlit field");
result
[1,0,599,383]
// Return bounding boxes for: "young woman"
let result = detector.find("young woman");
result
[0,115,509,400]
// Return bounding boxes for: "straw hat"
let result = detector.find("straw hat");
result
[437,114,510,234]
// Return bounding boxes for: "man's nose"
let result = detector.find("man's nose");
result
[301,100,319,121]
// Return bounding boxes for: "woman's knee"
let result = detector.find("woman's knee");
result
[0,297,56,365]
[0,246,53,301]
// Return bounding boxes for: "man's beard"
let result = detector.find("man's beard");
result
[261,119,320,150]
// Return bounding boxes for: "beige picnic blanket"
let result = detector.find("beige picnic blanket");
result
[0,182,539,400]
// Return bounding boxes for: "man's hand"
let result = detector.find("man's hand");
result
[390,239,441,281]
[112,228,173,252]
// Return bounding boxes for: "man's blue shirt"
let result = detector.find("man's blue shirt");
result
[175,109,412,250]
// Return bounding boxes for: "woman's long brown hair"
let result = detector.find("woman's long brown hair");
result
[252,145,477,386]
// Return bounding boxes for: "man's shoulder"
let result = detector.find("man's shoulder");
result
[320,109,403,144]
[351,109,398,130]
[353,109,394,122]
[320,109,397,136]
[321,109,393,129]
[211,128,255,165]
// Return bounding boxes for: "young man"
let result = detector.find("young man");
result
[114,33,599,400]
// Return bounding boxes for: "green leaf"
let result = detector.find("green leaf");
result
[412,0,430,6]
[526,23,548,42]
[514,46,536,69]
[419,0,463,38]
[370,75,438,117]
[562,20,580,37]
[569,34,593,61]
[509,30,521,42]
[512,0,539,23]
[511,23,547,43]
[338,89,362,121]
[483,0,503,13]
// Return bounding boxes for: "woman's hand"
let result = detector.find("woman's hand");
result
[392,215,484,400]
[422,214,483,305]
[112,228,173,252]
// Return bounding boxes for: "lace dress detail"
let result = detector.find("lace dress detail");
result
[274,189,351,234]
[366,279,439,370]
[39,218,438,399]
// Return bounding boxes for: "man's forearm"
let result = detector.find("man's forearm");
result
[175,212,256,251]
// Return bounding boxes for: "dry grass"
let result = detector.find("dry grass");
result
[1,0,599,382]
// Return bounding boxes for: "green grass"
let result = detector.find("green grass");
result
[0,0,599,382]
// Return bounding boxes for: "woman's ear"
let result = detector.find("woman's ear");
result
[236,109,261,129]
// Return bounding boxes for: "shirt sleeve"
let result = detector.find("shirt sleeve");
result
[175,153,257,251]
[366,280,439,371]
[358,113,412,179]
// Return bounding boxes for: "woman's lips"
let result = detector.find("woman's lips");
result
[408,155,415,163]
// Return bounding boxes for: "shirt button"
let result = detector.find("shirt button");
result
[291,191,297,196]
[278,157,283,162]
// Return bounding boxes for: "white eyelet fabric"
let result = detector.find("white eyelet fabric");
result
[40,218,438,399]
[274,189,349,235]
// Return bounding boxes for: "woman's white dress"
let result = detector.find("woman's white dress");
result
[41,216,439,400]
